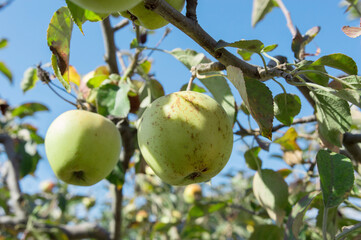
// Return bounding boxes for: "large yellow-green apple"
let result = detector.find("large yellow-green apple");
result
[69,0,142,14]
[45,110,121,186]
[121,0,185,30]
[137,91,233,186]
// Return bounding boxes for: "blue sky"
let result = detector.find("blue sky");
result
[1,0,361,200]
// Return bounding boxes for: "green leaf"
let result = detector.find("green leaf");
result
[312,53,358,75]
[244,147,262,170]
[208,202,227,213]
[188,205,206,219]
[15,140,41,178]
[12,103,49,119]
[96,83,130,118]
[333,89,361,108]
[249,225,284,240]
[51,54,71,92]
[237,49,254,61]
[215,39,264,53]
[0,38,8,49]
[180,83,206,93]
[311,90,352,147]
[169,48,205,69]
[47,7,73,79]
[251,0,278,27]
[113,82,131,118]
[0,61,12,83]
[227,66,274,139]
[274,93,301,126]
[86,75,108,88]
[339,75,361,89]
[274,128,301,151]
[316,150,354,208]
[106,161,124,188]
[262,44,278,53]
[292,27,321,59]
[181,225,208,239]
[253,169,289,225]
[66,0,107,34]
[169,48,236,124]
[21,67,39,93]
[285,192,320,239]
[301,64,329,86]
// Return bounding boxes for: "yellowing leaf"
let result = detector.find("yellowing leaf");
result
[63,65,81,86]
[274,127,301,151]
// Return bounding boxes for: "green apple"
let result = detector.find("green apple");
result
[69,0,143,14]
[183,184,202,204]
[82,197,96,209]
[137,91,233,186]
[121,0,185,30]
[45,110,121,186]
[135,210,148,222]
[39,180,56,193]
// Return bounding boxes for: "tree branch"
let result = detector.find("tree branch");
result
[274,0,297,37]
[235,115,317,137]
[59,223,110,240]
[185,0,198,22]
[143,0,262,79]
[101,17,119,74]
[0,134,26,220]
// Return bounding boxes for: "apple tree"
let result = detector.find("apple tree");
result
[1,0,361,239]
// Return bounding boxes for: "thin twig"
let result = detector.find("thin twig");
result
[113,19,130,32]
[274,0,297,37]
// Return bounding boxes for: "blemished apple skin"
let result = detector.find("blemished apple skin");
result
[45,110,121,186]
[137,91,233,186]
[69,0,142,14]
[122,0,185,30]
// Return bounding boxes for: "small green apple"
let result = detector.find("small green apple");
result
[39,180,56,193]
[183,183,202,204]
[69,0,143,14]
[137,91,233,186]
[82,197,96,209]
[135,210,148,222]
[121,0,185,30]
[45,110,121,186]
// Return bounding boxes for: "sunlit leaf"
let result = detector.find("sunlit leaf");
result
[251,0,278,27]
[12,103,49,119]
[47,7,73,77]
[52,54,71,92]
[21,67,39,93]
[312,53,358,75]
[66,0,107,34]
[63,66,81,86]
[253,169,289,225]
[274,127,300,151]
[0,38,8,49]
[0,61,12,83]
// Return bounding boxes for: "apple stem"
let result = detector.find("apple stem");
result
[186,75,196,91]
